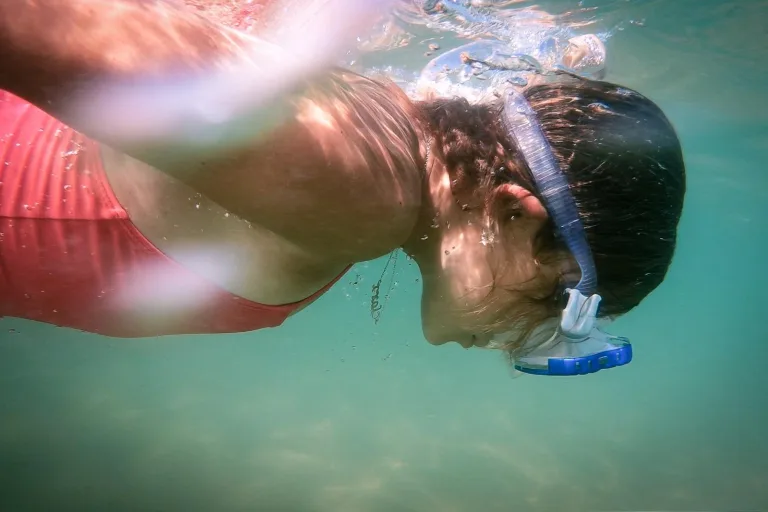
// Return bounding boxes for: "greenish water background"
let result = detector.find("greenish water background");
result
[1,0,766,510]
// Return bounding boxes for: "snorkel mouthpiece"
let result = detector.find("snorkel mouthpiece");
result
[501,89,632,376]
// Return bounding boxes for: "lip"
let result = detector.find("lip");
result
[454,334,490,349]
[456,338,474,349]
[425,329,486,348]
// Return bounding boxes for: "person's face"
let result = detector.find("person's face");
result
[404,150,553,348]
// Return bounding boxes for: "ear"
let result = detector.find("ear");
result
[496,183,548,219]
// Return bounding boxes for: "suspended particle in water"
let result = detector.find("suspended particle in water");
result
[420,234,429,240]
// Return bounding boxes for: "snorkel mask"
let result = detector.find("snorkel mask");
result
[501,89,632,376]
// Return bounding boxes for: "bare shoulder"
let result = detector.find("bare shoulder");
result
[176,70,425,263]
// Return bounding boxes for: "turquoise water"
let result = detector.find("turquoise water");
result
[1,0,767,510]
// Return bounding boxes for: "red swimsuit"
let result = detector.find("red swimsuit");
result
[0,92,345,337]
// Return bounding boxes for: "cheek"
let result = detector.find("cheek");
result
[440,235,496,304]
[419,279,467,344]
[419,264,495,341]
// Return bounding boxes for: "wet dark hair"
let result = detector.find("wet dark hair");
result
[417,75,686,347]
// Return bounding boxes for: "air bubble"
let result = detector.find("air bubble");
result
[507,76,528,86]
[480,228,496,246]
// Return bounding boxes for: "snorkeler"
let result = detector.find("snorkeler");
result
[0,0,685,375]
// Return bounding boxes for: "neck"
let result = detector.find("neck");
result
[402,137,456,259]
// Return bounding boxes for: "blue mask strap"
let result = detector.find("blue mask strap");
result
[501,89,597,296]
[501,88,632,375]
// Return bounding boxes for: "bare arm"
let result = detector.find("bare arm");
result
[0,0,424,261]
[0,0,399,168]
[0,0,253,96]
[0,0,292,167]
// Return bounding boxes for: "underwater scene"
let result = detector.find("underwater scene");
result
[0,0,766,511]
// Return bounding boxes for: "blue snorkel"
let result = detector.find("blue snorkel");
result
[501,88,632,376]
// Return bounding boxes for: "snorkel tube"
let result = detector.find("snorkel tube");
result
[501,89,632,376]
